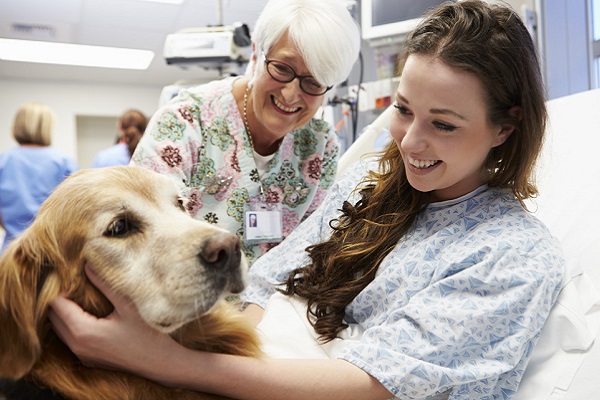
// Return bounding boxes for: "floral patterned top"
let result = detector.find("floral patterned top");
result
[131,77,339,266]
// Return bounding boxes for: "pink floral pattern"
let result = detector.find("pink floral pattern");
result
[131,77,339,266]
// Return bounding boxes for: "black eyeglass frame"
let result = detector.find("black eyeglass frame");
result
[262,52,333,96]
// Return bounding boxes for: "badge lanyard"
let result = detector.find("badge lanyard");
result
[242,83,283,244]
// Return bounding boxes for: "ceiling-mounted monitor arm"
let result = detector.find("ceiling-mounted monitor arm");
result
[216,0,223,27]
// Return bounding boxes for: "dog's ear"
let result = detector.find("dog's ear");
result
[0,229,60,379]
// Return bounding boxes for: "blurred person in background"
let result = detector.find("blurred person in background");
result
[90,109,147,168]
[0,101,78,253]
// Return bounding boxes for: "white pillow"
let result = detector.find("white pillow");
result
[516,89,600,399]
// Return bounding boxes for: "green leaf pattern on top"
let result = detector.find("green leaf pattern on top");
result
[207,117,233,151]
[153,112,186,142]
[227,188,250,222]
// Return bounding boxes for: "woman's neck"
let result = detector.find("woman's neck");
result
[251,135,282,156]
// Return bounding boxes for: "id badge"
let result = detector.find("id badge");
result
[244,201,283,244]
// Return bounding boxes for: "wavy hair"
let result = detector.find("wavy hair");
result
[282,0,548,342]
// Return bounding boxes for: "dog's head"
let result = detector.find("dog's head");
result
[0,166,248,379]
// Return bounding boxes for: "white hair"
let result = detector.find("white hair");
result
[250,0,361,86]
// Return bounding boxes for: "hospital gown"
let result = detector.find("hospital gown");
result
[241,160,565,400]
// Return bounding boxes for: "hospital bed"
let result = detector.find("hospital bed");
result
[337,89,600,399]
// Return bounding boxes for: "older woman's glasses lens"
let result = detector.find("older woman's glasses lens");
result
[263,55,332,96]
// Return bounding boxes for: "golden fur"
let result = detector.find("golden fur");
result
[0,166,261,400]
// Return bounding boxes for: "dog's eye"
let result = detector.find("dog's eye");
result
[105,219,135,238]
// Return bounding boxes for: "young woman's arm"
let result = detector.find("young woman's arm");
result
[241,303,265,327]
[48,268,392,400]
[156,346,391,400]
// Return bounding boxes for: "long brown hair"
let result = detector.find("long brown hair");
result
[283,0,547,342]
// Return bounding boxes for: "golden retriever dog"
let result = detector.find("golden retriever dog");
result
[0,166,261,400]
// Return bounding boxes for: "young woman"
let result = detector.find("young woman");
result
[130,0,361,266]
[50,1,565,399]
[90,108,148,168]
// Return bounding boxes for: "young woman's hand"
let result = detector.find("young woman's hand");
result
[48,265,179,377]
[49,266,393,400]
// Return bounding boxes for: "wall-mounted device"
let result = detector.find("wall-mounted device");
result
[361,0,452,46]
[163,22,251,67]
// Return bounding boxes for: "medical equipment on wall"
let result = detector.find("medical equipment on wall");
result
[159,0,252,107]
[163,0,252,73]
[163,22,251,68]
[360,0,451,46]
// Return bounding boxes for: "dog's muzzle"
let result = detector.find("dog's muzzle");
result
[199,233,245,293]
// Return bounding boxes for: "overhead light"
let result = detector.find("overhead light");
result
[134,0,184,4]
[0,39,155,70]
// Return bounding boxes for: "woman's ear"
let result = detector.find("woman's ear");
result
[493,105,523,147]
[251,42,257,64]
[245,42,258,79]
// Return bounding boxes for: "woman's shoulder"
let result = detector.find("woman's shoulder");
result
[328,158,378,201]
[38,147,77,168]
[421,186,560,249]
[459,187,563,254]
[0,147,74,173]
[0,147,17,158]
[288,116,334,140]
[41,146,70,156]
[307,118,333,134]
[3,145,53,157]
[178,77,234,103]
[337,158,378,181]
[414,188,565,286]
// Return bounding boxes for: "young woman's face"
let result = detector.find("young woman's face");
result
[249,33,326,142]
[390,54,513,202]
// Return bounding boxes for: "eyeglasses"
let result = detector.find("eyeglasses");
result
[263,52,332,96]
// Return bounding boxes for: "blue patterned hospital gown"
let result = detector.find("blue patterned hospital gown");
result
[241,160,565,400]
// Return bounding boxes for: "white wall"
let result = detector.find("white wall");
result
[500,0,536,11]
[539,0,591,99]
[0,78,162,163]
[492,0,592,99]
[0,0,588,161]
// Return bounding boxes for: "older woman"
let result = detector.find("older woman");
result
[131,0,361,265]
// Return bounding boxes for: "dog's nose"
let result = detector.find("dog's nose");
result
[200,233,241,267]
